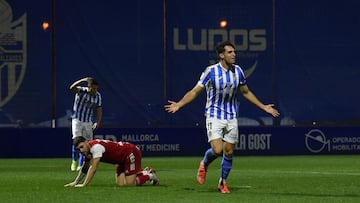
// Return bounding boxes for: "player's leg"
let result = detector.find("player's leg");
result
[206,118,226,162]
[133,168,160,186]
[77,123,93,170]
[208,139,223,162]
[115,164,128,186]
[197,118,224,184]
[82,121,94,141]
[142,166,159,185]
[115,171,126,186]
[70,119,82,171]
[124,174,137,186]
[218,141,234,193]
[218,118,238,193]
[115,159,136,186]
[71,145,78,171]
[123,146,159,186]
[201,139,223,171]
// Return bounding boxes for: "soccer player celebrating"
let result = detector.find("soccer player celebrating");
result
[164,41,279,193]
[64,136,159,187]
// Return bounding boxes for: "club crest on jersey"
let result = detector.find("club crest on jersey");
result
[0,0,27,107]
[223,83,234,93]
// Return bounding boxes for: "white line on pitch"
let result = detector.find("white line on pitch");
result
[232,169,360,176]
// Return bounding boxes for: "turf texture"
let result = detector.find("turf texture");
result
[0,155,359,203]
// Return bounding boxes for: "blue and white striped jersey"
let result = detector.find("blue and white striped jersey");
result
[197,63,246,120]
[71,87,102,123]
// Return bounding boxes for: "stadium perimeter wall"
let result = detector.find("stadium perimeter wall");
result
[1,127,360,158]
[2,0,360,129]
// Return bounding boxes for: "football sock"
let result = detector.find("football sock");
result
[221,155,233,181]
[136,174,150,185]
[78,154,84,167]
[203,148,218,167]
[72,145,78,161]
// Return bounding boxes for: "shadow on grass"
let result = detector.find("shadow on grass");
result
[183,185,252,193]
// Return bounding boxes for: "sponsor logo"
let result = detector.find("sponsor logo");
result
[94,133,180,152]
[173,28,267,52]
[172,27,268,78]
[305,129,360,153]
[236,133,271,151]
[305,129,330,153]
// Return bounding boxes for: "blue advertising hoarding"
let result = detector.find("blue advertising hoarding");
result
[1,126,359,158]
[0,0,359,128]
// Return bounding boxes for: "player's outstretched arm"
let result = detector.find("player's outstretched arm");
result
[164,85,203,113]
[239,85,280,117]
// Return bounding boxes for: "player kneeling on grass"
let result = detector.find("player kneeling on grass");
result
[64,136,159,187]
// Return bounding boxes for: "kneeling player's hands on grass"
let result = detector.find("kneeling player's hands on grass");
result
[74,184,86,187]
[64,182,77,187]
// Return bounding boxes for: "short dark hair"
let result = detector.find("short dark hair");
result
[73,136,87,148]
[215,41,235,55]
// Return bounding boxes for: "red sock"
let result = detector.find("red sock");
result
[136,174,150,185]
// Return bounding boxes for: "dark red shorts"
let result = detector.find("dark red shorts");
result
[115,145,142,176]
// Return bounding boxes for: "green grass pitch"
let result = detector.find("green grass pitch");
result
[0,155,359,203]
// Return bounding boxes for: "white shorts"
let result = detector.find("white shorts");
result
[205,117,239,144]
[72,118,93,140]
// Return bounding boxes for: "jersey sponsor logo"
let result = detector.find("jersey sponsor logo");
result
[0,0,27,107]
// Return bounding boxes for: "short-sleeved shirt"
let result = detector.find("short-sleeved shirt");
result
[71,87,102,123]
[86,139,142,175]
[197,63,246,120]
[87,139,137,164]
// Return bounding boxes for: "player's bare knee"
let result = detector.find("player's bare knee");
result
[223,149,234,157]
[212,147,223,155]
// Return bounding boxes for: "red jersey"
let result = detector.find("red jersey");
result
[87,139,137,164]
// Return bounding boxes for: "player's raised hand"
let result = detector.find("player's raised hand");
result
[164,100,180,113]
[85,77,94,82]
